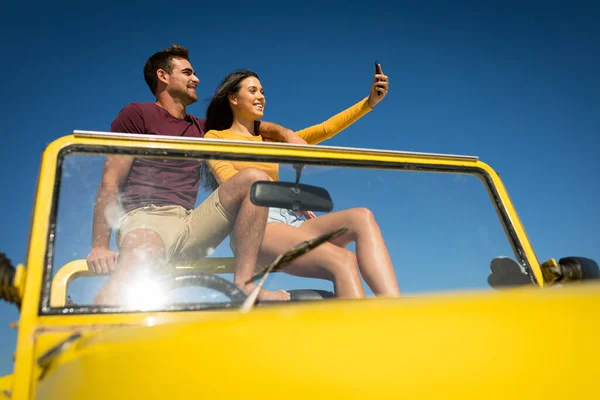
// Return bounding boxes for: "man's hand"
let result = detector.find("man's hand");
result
[282,131,308,145]
[298,210,317,220]
[262,129,308,145]
[87,247,118,274]
[257,121,309,145]
[367,65,390,108]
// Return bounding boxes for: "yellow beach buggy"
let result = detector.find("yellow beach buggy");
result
[1,131,599,399]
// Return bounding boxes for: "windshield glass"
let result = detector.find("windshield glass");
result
[42,149,520,314]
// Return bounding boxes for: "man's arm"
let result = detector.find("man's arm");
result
[255,121,307,144]
[87,155,133,274]
[87,103,145,273]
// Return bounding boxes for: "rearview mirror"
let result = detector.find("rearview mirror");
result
[250,181,334,212]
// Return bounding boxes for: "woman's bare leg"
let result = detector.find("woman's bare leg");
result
[229,232,291,302]
[260,223,365,298]
[300,208,400,297]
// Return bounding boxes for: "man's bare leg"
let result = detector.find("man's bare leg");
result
[217,168,290,301]
[93,229,165,306]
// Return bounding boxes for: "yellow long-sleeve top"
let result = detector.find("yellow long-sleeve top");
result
[204,97,372,185]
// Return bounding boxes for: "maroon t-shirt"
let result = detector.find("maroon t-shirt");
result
[110,102,207,212]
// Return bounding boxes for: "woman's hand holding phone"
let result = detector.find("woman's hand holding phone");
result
[368,61,389,108]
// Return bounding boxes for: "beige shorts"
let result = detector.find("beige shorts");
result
[116,189,234,262]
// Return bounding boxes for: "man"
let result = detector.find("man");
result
[87,44,301,304]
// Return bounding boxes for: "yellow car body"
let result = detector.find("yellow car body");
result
[1,131,598,399]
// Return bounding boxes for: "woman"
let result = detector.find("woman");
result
[203,68,400,301]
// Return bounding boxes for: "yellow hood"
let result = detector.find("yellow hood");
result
[35,285,600,399]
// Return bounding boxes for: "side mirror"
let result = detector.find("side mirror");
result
[487,256,534,289]
[250,181,334,212]
[488,256,600,289]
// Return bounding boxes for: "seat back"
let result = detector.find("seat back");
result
[50,258,236,307]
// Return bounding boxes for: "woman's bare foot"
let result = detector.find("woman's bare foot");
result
[238,282,291,301]
[257,288,291,301]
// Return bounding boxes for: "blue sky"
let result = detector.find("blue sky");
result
[1,0,598,376]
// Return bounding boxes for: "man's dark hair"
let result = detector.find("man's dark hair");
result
[143,44,190,95]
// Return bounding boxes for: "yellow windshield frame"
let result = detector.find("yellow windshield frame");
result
[10,131,544,397]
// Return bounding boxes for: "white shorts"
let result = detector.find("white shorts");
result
[267,207,304,228]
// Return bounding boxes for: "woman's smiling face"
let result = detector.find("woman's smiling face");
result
[229,77,265,119]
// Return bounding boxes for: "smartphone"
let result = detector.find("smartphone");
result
[375,61,383,96]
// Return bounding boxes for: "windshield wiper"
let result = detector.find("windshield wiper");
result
[240,227,348,312]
